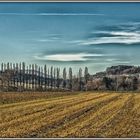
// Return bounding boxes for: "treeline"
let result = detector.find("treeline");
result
[0,62,90,92]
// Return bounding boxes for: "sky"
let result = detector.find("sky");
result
[0,2,140,74]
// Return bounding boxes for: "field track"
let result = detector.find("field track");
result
[0,92,140,138]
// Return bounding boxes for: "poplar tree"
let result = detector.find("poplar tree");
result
[47,68,50,89]
[26,66,29,90]
[78,68,82,91]
[44,65,47,91]
[69,67,73,90]
[32,64,35,91]
[22,62,25,90]
[16,63,19,88]
[54,68,56,89]
[63,68,67,89]
[84,67,89,91]
[50,66,53,89]
[38,66,41,90]
[56,68,60,89]
[29,64,32,90]
[7,62,10,88]
[41,67,43,91]
[35,64,38,90]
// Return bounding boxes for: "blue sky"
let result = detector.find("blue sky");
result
[0,2,140,74]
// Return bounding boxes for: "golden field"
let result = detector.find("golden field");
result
[0,92,140,138]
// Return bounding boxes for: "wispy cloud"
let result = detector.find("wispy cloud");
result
[37,37,60,42]
[34,53,103,62]
[0,13,104,16]
[34,34,62,42]
[105,58,130,64]
[77,31,140,45]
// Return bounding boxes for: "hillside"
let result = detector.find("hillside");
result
[87,65,140,91]
[93,65,140,77]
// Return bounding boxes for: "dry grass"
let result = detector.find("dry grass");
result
[0,92,140,138]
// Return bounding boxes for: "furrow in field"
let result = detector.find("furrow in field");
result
[118,94,140,138]
[25,94,119,138]
[100,94,140,138]
[39,93,122,137]
[0,93,114,137]
[65,94,132,138]
[0,93,106,123]
[0,93,84,109]
[91,94,135,138]
[0,92,102,111]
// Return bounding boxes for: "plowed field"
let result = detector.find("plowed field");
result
[0,92,140,138]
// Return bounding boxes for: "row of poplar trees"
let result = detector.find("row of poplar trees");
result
[0,62,89,91]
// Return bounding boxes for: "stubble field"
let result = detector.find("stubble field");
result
[0,91,140,138]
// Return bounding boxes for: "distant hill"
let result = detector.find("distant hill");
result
[93,65,140,78]
[87,65,140,91]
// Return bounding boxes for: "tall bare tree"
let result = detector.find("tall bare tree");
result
[50,66,53,89]
[22,62,25,90]
[41,67,43,90]
[26,66,29,90]
[63,68,67,89]
[47,68,50,89]
[1,63,4,72]
[13,63,16,88]
[7,62,10,88]
[53,68,56,89]
[10,63,14,87]
[78,68,82,91]
[28,64,31,90]
[16,63,19,88]
[19,63,22,90]
[34,64,38,90]
[69,67,73,90]
[44,65,47,91]
[1,63,4,88]
[56,68,60,89]
[32,64,35,91]
[38,66,41,90]
[84,67,89,91]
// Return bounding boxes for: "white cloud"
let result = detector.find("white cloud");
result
[36,35,61,42]
[0,13,104,16]
[96,31,140,36]
[34,53,103,62]
[37,38,59,42]
[78,31,140,45]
